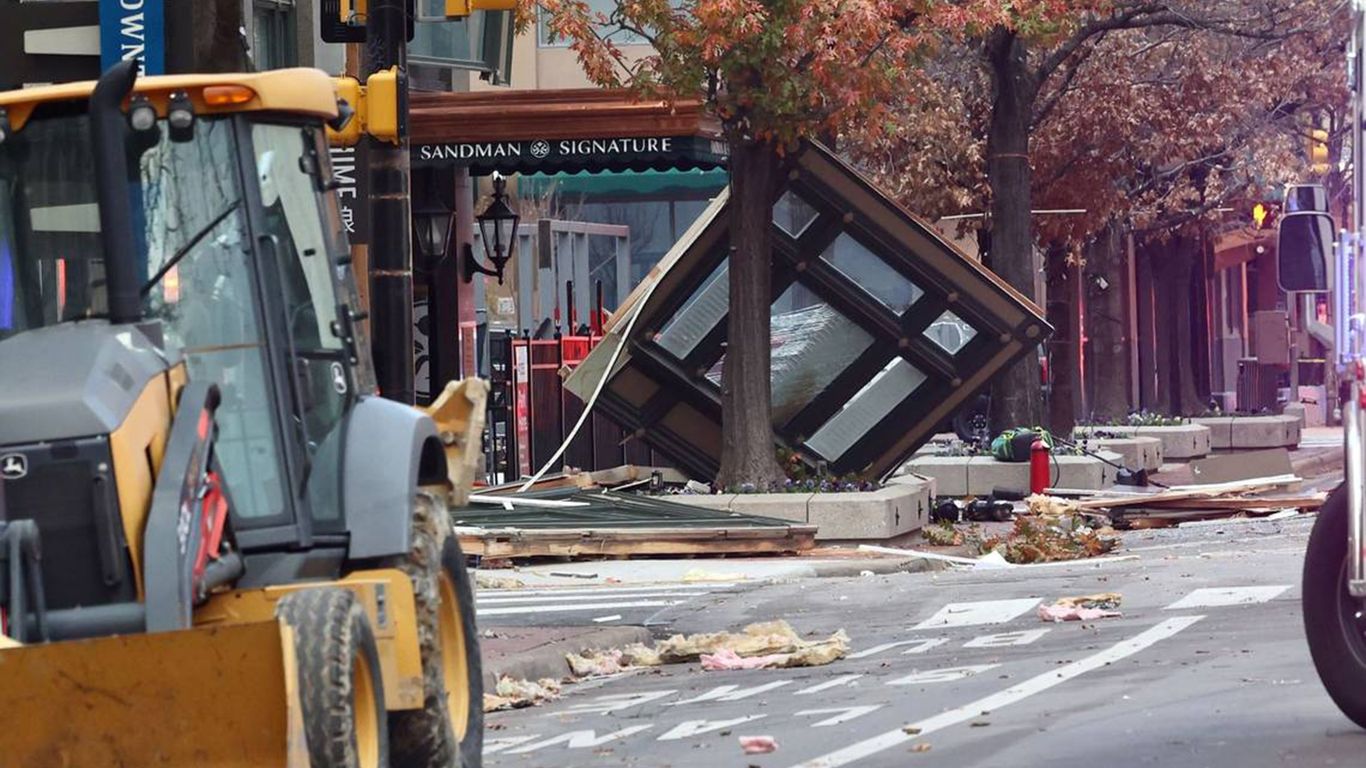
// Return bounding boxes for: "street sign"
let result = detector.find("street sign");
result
[329,144,371,244]
[99,0,164,74]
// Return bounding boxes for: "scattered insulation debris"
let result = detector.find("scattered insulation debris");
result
[482,676,562,712]
[653,620,848,664]
[740,735,779,754]
[1039,593,1124,622]
[473,573,526,590]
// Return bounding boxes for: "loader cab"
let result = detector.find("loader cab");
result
[0,71,381,555]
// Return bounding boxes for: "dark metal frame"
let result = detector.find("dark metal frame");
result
[586,142,1050,480]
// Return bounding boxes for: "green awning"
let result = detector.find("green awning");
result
[519,168,729,200]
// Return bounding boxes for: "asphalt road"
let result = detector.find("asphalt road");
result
[481,516,1366,767]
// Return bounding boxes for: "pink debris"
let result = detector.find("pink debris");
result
[740,735,778,754]
[700,648,789,671]
[1037,603,1122,622]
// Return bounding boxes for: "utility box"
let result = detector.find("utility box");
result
[1252,310,1291,366]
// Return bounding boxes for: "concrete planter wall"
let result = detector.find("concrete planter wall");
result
[1190,415,1301,450]
[661,477,933,541]
[1074,424,1212,460]
[904,452,1122,497]
[1073,436,1163,472]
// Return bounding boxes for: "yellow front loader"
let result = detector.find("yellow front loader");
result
[0,61,487,767]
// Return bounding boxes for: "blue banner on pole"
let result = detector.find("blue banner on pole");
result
[100,0,165,75]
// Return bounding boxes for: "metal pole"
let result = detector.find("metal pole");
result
[365,0,414,404]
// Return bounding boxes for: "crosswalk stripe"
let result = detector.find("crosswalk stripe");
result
[476,599,692,616]
[478,592,709,605]
[475,583,735,598]
[1165,585,1291,610]
[913,598,1040,630]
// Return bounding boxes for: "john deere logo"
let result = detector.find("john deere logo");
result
[0,453,27,481]
[529,140,551,158]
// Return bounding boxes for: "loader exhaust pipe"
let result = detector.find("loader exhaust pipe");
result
[89,60,143,325]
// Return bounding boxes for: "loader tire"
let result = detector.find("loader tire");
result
[385,492,485,768]
[276,588,389,768]
[1303,484,1366,729]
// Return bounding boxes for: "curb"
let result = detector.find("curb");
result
[479,625,652,689]
[805,557,948,578]
[1291,445,1344,479]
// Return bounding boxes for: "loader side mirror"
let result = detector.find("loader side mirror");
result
[1277,211,1333,293]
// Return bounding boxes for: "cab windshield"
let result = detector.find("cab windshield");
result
[0,101,369,523]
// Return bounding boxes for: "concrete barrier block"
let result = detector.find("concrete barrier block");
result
[1075,424,1211,459]
[1192,415,1301,450]
[664,494,736,511]
[808,481,930,540]
[1074,436,1164,471]
[728,493,811,523]
[904,456,971,497]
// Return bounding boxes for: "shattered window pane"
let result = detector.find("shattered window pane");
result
[655,259,728,358]
[772,191,819,238]
[926,310,978,355]
[709,285,874,425]
[806,357,927,460]
[821,233,923,314]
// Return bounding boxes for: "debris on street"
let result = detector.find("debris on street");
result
[1036,474,1326,529]
[740,735,778,754]
[483,676,563,712]
[1038,593,1124,622]
[654,620,849,664]
[474,573,526,590]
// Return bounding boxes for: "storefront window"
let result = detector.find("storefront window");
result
[253,0,297,69]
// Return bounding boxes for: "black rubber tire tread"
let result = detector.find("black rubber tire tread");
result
[384,492,485,768]
[1302,484,1366,728]
[275,587,389,768]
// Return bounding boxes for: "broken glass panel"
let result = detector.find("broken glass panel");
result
[708,284,874,425]
[772,190,819,238]
[820,233,923,314]
[806,357,927,460]
[655,259,728,358]
[925,310,978,355]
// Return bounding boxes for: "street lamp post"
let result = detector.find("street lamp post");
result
[465,173,520,284]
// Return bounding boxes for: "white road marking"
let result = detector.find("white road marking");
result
[963,629,1051,648]
[1165,586,1291,610]
[658,715,766,741]
[483,735,540,754]
[667,681,793,706]
[789,615,1204,768]
[477,592,707,604]
[504,726,652,754]
[592,614,622,623]
[795,675,864,695]
[475,583,735,598]
[796,706,883,726]
[477,599,690,616]
[912,598,1040,630]
[885,664,1000,686]
[847,638,946,659]
[562,690,677,716]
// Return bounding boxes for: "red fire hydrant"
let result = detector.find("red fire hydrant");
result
[1030,439,1051,495]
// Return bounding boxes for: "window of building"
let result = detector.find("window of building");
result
[253,0,297,70]
[538,0,647,47]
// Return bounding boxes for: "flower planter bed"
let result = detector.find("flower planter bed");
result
[1190,415,1301,450]
[1073,424,1212,460]
[903,452,1122,497]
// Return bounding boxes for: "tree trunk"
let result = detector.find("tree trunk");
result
[716,136,784,490]
[1045,245,1077,437]
[168,0,247,73]
[985,29,1044,433]
[1135,241,1159,411]
[1083,221,1130,421]
[1165,236,1202,414]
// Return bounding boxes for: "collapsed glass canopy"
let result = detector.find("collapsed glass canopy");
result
[568,142,1049,480]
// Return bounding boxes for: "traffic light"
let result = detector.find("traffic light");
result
[326,68,405,146]
[1309,128,1331,175]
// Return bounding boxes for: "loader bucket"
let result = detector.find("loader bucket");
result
[0,620,308,768]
